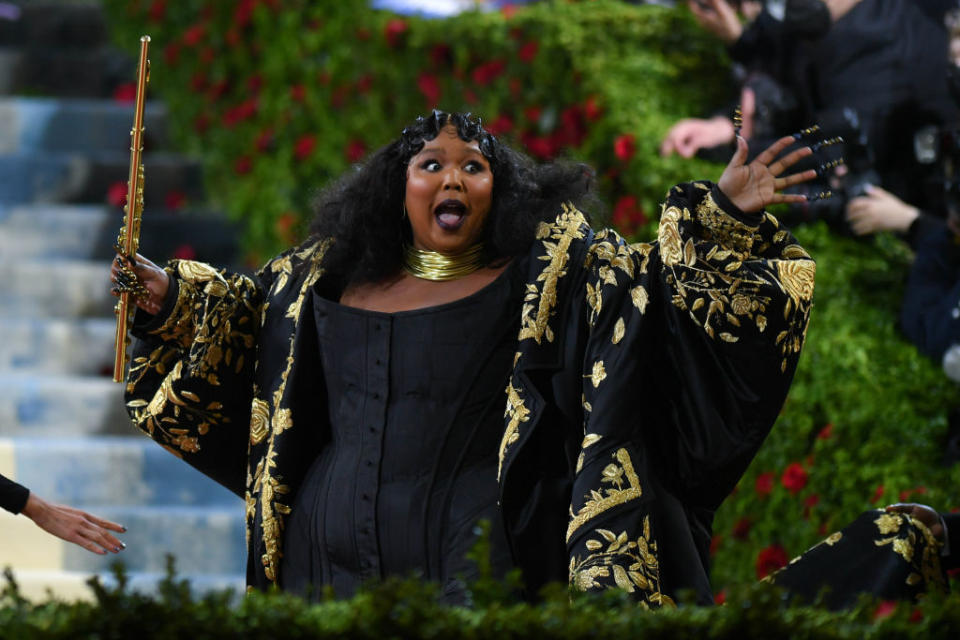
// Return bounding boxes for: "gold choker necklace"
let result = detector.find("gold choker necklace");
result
[402,243,484,281]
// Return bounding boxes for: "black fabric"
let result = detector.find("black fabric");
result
[899,220,960,362]
[0,473,29,515]
[279,261,523,602]
[771,510,947,609]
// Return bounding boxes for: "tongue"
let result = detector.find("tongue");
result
[438,212,463,226]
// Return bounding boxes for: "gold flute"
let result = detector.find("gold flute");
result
[113,35,151,383]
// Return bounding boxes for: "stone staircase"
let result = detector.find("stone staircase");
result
[0,1,245,600]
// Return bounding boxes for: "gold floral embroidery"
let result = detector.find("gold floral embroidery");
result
[569,516,674,608]
[517,203,587,344]
[585,361,607,388]
[567,448,642,541]
[497,378,530,481]
[612,317,625,344]
[874,512,903,535]
[249,398,269,445]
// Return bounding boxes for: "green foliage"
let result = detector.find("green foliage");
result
[2,563,960,639]
[102,0,727,262]
[100,0,960,600]
[711,224,960,589]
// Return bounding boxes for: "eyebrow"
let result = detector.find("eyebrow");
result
[414,144,485,158]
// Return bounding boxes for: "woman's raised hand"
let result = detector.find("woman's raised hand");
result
[110,253,170,315]
[717,134,819,215]
[22,492,126,555]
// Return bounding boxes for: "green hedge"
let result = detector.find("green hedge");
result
[2,565,959,639]
[100,0,960,596]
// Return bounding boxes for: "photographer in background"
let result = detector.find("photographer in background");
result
[663,0,959,225]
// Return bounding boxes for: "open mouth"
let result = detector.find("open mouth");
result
[433,199,467,231]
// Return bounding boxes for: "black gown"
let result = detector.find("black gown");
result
[279,260,524,602]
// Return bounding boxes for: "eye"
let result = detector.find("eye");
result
[418,159,441,171]
[464,160,487,174]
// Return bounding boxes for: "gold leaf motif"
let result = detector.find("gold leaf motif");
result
[776,259,816,304]
[683,237,697,267]
[582,433,602,448]
[587,361,607,388]
[875,513,903,535]
[719,332,739,343]
[630,285,649,314]
[612,317,625,344]
[585,539,603,551]
[249,398,270,445]
[825,532,842,546]
[658,207,683,267]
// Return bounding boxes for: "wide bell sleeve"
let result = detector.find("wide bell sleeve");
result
[124,259,269,497]
[567,181,815,604]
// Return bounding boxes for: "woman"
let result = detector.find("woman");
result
[1,473,126,555]
[112,111,817,607]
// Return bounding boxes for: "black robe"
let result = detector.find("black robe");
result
[125,182,814,606]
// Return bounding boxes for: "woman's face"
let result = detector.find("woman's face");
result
[404,125,493,254]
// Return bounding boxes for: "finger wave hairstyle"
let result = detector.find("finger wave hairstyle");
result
[308,110,600,288]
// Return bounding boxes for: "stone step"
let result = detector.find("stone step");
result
[0,150,203,206]
[1,436,241,507]
[0,317,114,375]
[0,504,245,576]
[0,98,170,155]
[0,2,110,49]
[0,374,130,435]
[0,45,135,99]
[0,203,242,264]
[5,569,245,603]
[0,259,113,318]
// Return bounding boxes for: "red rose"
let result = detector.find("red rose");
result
[294,134,316,161]
[275,212,297,243]
[612,195,647,237]
[755,543,789,579]
[234,0,255,28]
[781,462,808,495]
[524,105,542,124]
[518,41,538,63]
[714,588,726,605]
[163,42,180,66]
[247,74,263,93]
[755,472,774,497]
[584,95,602,121]
[255,128,274,152]
[486,114,513,136]
[164,190,186,211]
[871,484,885,504]
[501,5,518,19]
[710,535,722,556]
[356,74,373,95]
[106,181,127,208]
[345,139,366,163]
[171,244,196,260]
[430,44,451,68]
[732,516,752,540]
[472,59,506,86]
[223,99,258,127]
[873,600,897,622]
[148,0,166,22]
[909,608,923,623]
[521,133,555,160]
[417,72,441,106]
[183,23,206,47]
[384,18,408,48]
[817,423,833,439]
[290,84,306,102]
[802,494,820,519]
[112,83,136,103]
[559,105,587,148]
[234,156,252,175]
[613,134,636,162]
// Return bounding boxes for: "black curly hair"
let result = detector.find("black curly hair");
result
[308,110,599,287]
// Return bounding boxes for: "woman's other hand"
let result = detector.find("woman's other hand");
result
[21,493,126,555]
[885,503,944,541]
[687,0,744,44]
[110,253,170,315]
[717,134,816,214]
[660,116,735,158]
[846,185,919,236]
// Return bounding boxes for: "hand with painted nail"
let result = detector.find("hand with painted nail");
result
[109,253,170,315]
[21,492,127,555]
[885,503,944,541]
[687,0,744,44]
[717,134,818,214]
[660,116,735,158]
[845,185,919,236]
